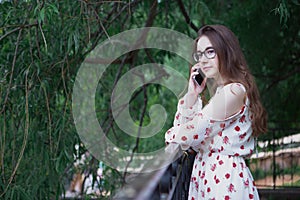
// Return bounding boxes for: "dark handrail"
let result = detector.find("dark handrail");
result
[113,145,196,200]
[113,144,180,200]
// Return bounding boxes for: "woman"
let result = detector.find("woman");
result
[165,25,267,200]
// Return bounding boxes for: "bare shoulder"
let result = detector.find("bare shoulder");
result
[224,83,246,99]
[203,83,247,120]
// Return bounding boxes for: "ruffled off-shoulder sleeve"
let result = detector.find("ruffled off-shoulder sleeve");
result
[165,83,248,151]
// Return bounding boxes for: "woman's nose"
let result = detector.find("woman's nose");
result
[199,56,209,64]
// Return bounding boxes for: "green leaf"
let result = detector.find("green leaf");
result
[38,7,45,24]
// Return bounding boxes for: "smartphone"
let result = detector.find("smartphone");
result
[193,69,204,86]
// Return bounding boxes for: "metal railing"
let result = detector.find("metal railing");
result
[113,145,195,200]
[250,130,300,189]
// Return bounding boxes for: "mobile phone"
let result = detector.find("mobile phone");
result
[193,69,204,86]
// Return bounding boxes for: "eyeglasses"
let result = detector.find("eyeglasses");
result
[192,47,216,62]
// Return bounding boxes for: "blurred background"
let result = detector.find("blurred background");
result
[0,0,299,199]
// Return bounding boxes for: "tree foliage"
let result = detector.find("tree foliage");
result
[0,0,299,199]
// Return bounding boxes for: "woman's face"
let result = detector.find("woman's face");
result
[196,36,221,80]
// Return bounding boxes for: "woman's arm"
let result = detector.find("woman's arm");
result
[172,95,202,127]
[165,83,246,150]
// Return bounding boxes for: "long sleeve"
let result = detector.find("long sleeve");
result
[165,95,223,151]
[173,95,203,126]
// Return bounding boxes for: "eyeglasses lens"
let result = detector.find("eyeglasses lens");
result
[193,48,216,62]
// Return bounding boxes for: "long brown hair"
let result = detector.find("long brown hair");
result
[195,25,267,136]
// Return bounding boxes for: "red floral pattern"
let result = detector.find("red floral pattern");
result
[165,83,260,199]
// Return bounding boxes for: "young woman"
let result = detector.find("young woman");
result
[165,25,267,200]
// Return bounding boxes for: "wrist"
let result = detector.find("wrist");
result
[183,93,199,108]
[185,92,199,100]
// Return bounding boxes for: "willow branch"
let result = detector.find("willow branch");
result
[123,80,148,182]
[265,66,300,91]
[0,29,23,114]
[38,21,48,52]
[103,0,158,132]
[42,80,52,153]
[0,23,38,42]
[0,67,30,198]
[0,112,6,184]
[108,0,142,24]
[91,6,111,41]
[176,0,199,32]
[82,0,142,58]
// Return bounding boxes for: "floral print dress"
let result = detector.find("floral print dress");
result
[165,83,259,200]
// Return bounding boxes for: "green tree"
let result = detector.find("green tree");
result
[0,0,299,199]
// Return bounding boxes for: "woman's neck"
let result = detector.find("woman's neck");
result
[215,74,227,86]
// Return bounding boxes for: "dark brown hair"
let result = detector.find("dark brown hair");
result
[195,25,267,136]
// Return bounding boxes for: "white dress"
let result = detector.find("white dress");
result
[165,83,259,200]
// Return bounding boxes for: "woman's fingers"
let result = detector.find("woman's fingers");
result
[191,64,201,73]
[201,77,207,88]
[188,63,207,94]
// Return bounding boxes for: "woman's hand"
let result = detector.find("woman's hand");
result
[181,64,207,108]
[188,64,207,96]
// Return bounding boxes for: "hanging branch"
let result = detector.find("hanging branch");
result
[122,77,148,182]
[83,0,143,58]
[91,5,111,41]
[0,23,38,42]
[176,0,199,32]
[265,66,300,91]
[84,0,159,181]
[101,0,158,137]
[0,113,6,184]
[0,28,23,114]
[0,66,30,198]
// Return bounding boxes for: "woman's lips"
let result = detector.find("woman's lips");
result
[202,66,212,71]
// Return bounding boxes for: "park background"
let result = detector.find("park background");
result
[0,0,300,199]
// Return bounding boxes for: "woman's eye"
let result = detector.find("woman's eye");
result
[207,49,215,55]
